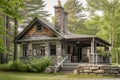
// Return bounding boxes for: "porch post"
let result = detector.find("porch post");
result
[45,43,50,57]
[28,43,32,56]
[20,44,22,58]
[91,38,97,64]
[70,45,73,62]
[62,42,66,55]
[56,41,62,56]
[109,46,112,64]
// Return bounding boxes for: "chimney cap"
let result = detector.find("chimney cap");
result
[58,0,62,7]
[54,0,64,9]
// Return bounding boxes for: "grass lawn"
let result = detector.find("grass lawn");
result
[112,63,120,66]
[0,71,118,80]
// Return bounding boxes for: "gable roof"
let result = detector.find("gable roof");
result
[15,17,63,41]
[15,17,111,46]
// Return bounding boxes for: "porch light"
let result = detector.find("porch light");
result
[76,41,80,44]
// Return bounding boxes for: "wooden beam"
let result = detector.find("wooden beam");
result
[96,39,109,48]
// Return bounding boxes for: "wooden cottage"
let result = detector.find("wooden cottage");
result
[14,0,111,65]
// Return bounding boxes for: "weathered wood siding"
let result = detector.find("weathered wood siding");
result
[21,24,57,39]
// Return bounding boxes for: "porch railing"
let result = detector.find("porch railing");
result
[89,53,110,64]
[63,54,72,63]
[54,54,71,73]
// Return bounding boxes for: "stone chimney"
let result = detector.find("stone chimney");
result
[63,11,69,34]
[54,0,69,34]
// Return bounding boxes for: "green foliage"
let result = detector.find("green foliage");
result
[84,15,101,35]
[64,0,86,34]
[10,61,27,71]
[0,39,7,54]
[0,57,51,73]
[97,47,110,57]
[19,0,50,28]
[86,0,120,63]
[0,0,24,19]
[0,0,24,54]
[29,57,51,72]
[0,64,11,71]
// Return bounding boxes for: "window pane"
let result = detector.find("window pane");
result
[22,44,28,57]
[36,24,42,31]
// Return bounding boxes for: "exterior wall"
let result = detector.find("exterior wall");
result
[20,41,62,58]
[21,24,56,39]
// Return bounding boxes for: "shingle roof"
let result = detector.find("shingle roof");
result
[15,17,111,46]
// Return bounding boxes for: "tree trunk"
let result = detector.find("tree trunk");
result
[4,15,10,63]
[13,18,18,61]
[0,14,10,64]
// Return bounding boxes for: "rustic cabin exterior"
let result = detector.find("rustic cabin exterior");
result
[14,0,111,67]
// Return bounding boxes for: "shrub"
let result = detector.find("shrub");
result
[10,61,27,71]
[29,57,51,72]
[0,57,52,73]
[0,64,11,71]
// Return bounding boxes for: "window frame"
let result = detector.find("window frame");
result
[50,43,56,56]
[36,24,42,31]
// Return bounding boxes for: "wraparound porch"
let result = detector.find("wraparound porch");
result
[18,37,111,64]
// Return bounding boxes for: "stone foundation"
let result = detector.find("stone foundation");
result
[76,64,120,76]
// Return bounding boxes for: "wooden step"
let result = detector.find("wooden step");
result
[63,63,80,66]
[59,63,80,74]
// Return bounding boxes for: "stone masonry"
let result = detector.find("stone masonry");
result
[76,65,120,76]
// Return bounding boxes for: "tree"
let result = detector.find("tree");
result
[86,0,120,64]
[64,0,86,34]
[0,0,24,63]
[13,16,18,61]
[19,0,50,28]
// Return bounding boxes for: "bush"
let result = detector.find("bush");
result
[10,61,27,71]
[0,57,52,73]
[29,57,51,72]
[0,64,11,71]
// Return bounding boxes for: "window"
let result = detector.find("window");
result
[36,24,42,31]
[22,44,28,57]
[32,44,45,56]
[50,43,56,56]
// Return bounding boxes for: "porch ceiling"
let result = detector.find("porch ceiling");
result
[64,37,111,47]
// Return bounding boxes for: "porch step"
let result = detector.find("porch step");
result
[63,63,79,66]
[59,63,79,74]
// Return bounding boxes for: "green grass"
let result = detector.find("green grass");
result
[112,63,120,66]
[0,71,117,80]
[68,74,116,79]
